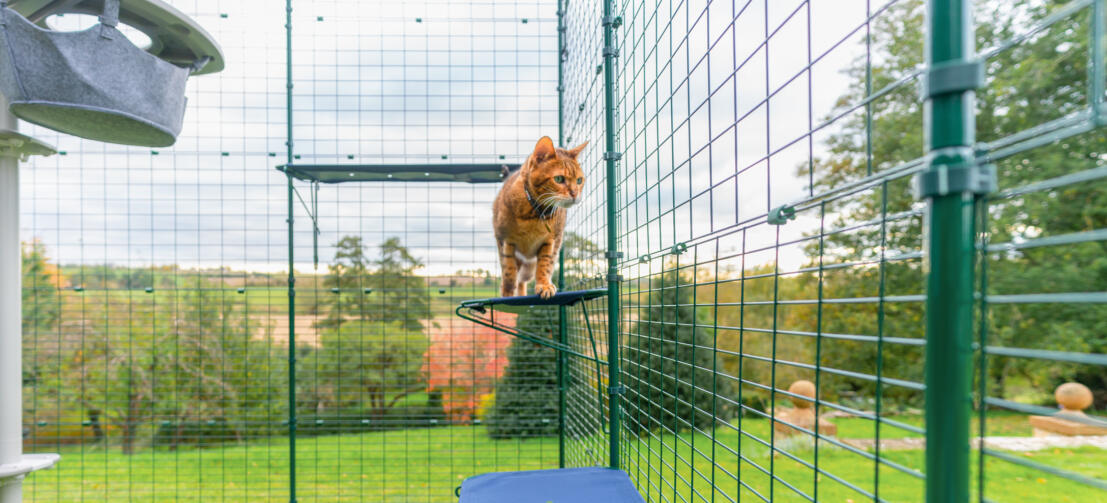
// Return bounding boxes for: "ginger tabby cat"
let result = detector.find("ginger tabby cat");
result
[494,136,587,298]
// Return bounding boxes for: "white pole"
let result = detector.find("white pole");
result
[0,94,23,503]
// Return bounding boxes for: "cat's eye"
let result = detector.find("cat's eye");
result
[554,175,565,183]
[576,177,583,184]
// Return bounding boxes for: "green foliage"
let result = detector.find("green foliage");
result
[320,236,430,332]
[298,321,428,418]
[153,418,236,449]
[320,236,373,327]
[805,0,1107,407]
[54,276,284,453]
[21,240,60,333]
[711,266,827,408]
[488,307,560,438]
[625,268,735,433]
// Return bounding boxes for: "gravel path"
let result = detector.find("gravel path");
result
[841,435,1107,452]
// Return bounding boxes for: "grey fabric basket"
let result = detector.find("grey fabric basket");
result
[0,0,193,147]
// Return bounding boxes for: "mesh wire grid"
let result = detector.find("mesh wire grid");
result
[557,0,1107,502]
[11,0,1107,502]
[20,0,562,501]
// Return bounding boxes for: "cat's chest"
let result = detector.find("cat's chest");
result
[508,224,555,257]
[504,217,562,257]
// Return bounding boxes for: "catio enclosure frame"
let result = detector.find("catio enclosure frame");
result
[275,0,1107,502]
[12,0,1107,501]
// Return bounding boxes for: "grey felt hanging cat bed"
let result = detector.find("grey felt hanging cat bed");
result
[0,0,222,147]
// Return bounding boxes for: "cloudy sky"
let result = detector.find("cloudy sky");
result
[14,0,878,276]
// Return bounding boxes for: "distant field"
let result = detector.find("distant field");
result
[23,418,1106,502]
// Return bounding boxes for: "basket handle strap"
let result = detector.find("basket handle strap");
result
[99,0,120,38]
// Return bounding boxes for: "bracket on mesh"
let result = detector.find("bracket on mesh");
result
[456,289,609,364]
[920,59,984,99]
[768,205,796,225]
[456,288,613,431]
[915,147,996,198]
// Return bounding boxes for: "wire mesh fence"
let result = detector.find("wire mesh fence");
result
[13,0,1107,502]
[559,0,1107,502]
[20,0,563,501]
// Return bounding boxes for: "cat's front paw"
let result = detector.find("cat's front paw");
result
[535,282,557,299]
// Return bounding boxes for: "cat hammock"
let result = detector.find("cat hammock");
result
[0,0,224,147]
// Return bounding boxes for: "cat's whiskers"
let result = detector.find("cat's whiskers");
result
[536,193,562,210]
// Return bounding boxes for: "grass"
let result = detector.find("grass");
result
[23,419,1106,502]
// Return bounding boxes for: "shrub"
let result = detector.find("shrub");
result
[488,306,559,438]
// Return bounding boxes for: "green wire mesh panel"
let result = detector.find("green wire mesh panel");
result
[974,0,1107,500]
[18,0,560,502]
[559,0,616,471]
[560,0,1107,502]
[19,3,294,501]
[286,0,561,501]
[14,0,1106,501]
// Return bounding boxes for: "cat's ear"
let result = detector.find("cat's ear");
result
[566,141,589,159]
[533,136,556,162]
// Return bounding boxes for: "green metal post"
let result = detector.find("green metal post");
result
[285,174,297,503]
[556,0,568,469]
[285,1,297,501]
[557,249,567,469]
[601,0,622,471]
[923,0,977,501]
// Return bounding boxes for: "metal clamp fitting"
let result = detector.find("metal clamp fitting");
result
[920,59,984,99]
[915,151,996,198]
[604,151,622,161]
[603,46,619,58]
[608,385,625,396]
[603,16,623,28]
[605,251,624,259]
[768,205,796,225]
[607,273,623,282]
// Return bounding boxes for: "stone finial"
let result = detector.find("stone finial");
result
[1029,381,1106,437]
[774,380,836,438]
[789,380,816,409]
[1055,382,1093,415]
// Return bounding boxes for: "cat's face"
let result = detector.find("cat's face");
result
[528,136,588,209]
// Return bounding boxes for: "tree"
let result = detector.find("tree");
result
[805,0,1107,406]
[298,321,427,418]
[22,240,62,333]
[624,268,736,432]
[423,316,512,421]
[320,236,430,332]
[157,277,284,447]
[61,275,281,453]
[21,240,63,409]
[368,237,430,331]
[319,236,372,328]
[488,307,560,438]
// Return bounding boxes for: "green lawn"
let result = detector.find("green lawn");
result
[23,419,1106,502]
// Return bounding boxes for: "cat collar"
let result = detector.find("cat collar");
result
[524,181,557,220]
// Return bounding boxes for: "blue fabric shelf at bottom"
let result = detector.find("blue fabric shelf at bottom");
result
[459,467,644,503]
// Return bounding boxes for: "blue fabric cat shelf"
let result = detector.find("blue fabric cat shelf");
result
[0,0,224,147]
